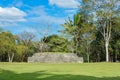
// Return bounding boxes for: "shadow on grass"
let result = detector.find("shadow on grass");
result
[0,68,120,80]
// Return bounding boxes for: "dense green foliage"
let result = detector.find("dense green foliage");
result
[0,31,37,62]
[0,63,120,80]
[62,0,120,62]
[0,31,70,62]
[45,35,69,52]
[0,32,17,62]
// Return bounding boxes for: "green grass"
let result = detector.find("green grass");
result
[0,63,120,80]
[36,52,69,54]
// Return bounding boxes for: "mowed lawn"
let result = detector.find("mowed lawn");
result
[0,63,120,80]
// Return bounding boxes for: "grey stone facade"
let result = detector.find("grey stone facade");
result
[28,53,83,63]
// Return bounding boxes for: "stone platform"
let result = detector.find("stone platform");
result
[28,53,83,63]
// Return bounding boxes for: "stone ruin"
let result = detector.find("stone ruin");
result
[28,53,83,63]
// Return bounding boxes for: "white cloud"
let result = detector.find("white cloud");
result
[28,6,47,16]
[0,7,27,22]
[28,6,66,25]
[49,0,80,8]
[0,22,18,27]
[65,9,77,13]
[28,15,65,25]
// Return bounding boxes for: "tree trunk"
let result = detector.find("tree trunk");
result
[97,53,100,62]
[21,54,25,62]
[8,53,14,62]
[0,55,2,62]
[87,53,89,63]
[86,47,90,63]
[115,53,117,62]
[8,54,11,62]
[105,41,109,62]
[75,36,78,54]
[11,53,14,62]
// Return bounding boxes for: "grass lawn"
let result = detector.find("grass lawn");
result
[0,63,120,80]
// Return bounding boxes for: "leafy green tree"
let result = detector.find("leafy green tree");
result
[45,35,69,52]
[62,14,83,54]
[110,29,120,62]
[82,29,96,62]
[18,31,36,61]
[0,32,17,62]
[90,30,105,62]
[16,45,28,62]
[62,10,96,62]
[95,0,120,62]
[80,0,120,62]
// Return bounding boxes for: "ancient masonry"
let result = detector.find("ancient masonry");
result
[28,53,83,63]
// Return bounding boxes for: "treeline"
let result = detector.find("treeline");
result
[0,0,120,62]
[61,0,120,62]
[0,31,33,62]
[0,30,69,62]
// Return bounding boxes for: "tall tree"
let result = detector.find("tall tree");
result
[37,23,52,52]
[96,0,120,62]
[0,32,17,62]
[18,31,35,46]
[81,0,120,62]
[18,31,36,61]
[62,11,95,62]
[62,14,83,54]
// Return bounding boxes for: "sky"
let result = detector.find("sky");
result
[0,0,81,36]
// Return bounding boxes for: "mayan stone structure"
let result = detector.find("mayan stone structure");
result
[28,53,83,63]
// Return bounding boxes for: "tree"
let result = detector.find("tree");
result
[18,31,35,46]
[34,40,49,52]
[45,35,69,52]
[110,29,120,62]
[80,0,120,62]
[82,28,95,63]
[95,0,120,62]
[79,4,96,62]
[0,32,17,62]
[62,14,83,54]
[37,23,51,52]
[18,31,36,61]
[90,30,105,62]
[17,45,28,62]
[62,10,96,62]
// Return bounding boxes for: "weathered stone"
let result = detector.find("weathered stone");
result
[28,53,83,63]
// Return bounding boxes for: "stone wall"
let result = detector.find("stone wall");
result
[28,53,83,63]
